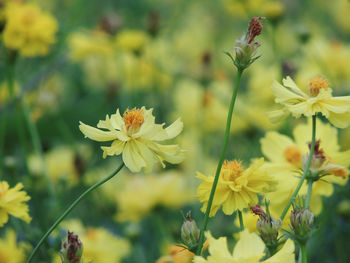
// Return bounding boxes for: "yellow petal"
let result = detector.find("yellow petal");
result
[122,141,146,172]
[79,121,118,142]
[232,229,265,261]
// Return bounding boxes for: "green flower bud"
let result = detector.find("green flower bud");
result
[251,204,281,249]
[181,212,200,247]
[290,207,314,242]
[60,231,83,263]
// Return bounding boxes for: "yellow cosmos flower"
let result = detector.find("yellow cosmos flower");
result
[115,30,150,52]
[0,229,29,263]
[197,158,276,217]
[261,119,350,216]
[267,76,350,128]
[0,181,31,227]
[79,107,185,173]
[193,229,295,263]
[115,171,193,222]
[3,3,58,57]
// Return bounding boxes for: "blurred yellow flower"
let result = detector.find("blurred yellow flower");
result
[115,29,149,52]
[193,229,294,263]
[115,171,193,222]
[0,229,29,263]
[3,2,57,56]
[267,76,350,128]
[54,220,130,263]
[68,30,114,61]
[0,181,31,227]
[157,245,194,263]
[197,158,276,217]
[79,107,185,172]
[261,119,350,217]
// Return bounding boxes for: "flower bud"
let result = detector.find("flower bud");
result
[181,212,200,247]
[290,207,314,241]
[251,204,281,248]
[60,231,83,263]
[232,17,264,70]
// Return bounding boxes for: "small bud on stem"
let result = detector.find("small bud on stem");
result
[60,231,83,263]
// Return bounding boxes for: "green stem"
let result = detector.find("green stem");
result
[300,243,307,263]
[21,100,55,197]
[26,162,124,263]
[0,105,8,177]
[196,68,244,255]
[305,180,313,209]
[280,115,317,221]
[238,210,244,231]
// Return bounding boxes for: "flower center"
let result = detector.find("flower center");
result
[283,146,302,165]
[308,76,329,97]
[123,108,144,132]
[221,160,243,181]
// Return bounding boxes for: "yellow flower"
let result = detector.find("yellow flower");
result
[193,229,295,263]
[54,220,130,263]
[79,107,185,173]
[115,171,193,222]
[0,181,31,227]
[197,158,276,217]
[157,245,194,263]
[267,76,350,128]
[3,2,58,57]
[0,229,29,263]
[261,119,350,216]
[115,30,149,52]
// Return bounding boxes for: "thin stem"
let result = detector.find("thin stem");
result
[280,115,317,221]
[26,162,124,263]
[305,180,313,208]
[300,243,307,263]
[196,68,244,254]
[21,100,55,196]
[238,210,244,231]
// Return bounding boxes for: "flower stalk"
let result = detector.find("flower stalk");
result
[26,162,124,263]
[196,68,244,254]
[280,115,317,221]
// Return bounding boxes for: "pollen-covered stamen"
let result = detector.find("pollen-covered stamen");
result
[248,17,265,44]
[221,160,243,181]
[123,108,144,132]
[283,146,302,165]
[308,76,330,97]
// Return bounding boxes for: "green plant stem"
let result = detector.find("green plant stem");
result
[0,105,8,177]
[26,162,124,263]
[280,115,317,221]
[301,243,307,263]
[305,180,313,209]
[238,210,244,231]
[196,68,244,255]
[21,100,55,197]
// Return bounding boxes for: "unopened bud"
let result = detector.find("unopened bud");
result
[181,212,200,247]
[290,207,314,242]
[60,231,83,263]
[251,204,281,248]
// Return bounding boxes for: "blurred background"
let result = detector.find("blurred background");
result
[1,0,350,262]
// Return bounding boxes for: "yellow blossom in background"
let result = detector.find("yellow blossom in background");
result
[68,30,115,61]
[197,158,276,217]
[0,181,31,227]
[0,81,20,105]
[193,229,295,263]
[267,76,350,128]
[115,29,150,52]
[157,245,194,263]
[54,220,130,263]
[0,229,29,263]
[79,107,185,173]
[261,119,350,217]
[115,171,193,222]
[3,2,57,57]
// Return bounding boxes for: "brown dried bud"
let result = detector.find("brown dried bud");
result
[248,17,265,44]
[60,231,83,263]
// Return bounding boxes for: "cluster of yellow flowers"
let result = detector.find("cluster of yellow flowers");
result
[2,2,57,57]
